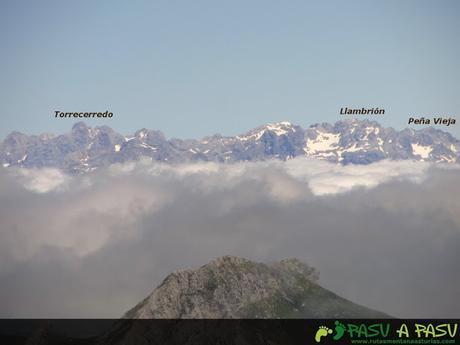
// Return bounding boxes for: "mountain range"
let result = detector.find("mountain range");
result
[1,119,459,174]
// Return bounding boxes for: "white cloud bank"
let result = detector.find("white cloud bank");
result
[15,158,433,196]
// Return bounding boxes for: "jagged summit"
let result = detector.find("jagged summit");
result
[71,121,90,131]
[1,120,459,173]
[123,256,387,319]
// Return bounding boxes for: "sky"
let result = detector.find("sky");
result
[0,0,459,139]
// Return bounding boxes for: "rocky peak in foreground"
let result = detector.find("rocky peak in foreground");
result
[124,256,387,319]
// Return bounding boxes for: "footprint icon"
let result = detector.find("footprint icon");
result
[333,321,346,341]
[315,325,333,343]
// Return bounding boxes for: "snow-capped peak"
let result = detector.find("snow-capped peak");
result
[265,121,295,135]
[1,120,459,174]
[237,121,296,141]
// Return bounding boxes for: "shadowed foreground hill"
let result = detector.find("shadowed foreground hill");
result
[124,256,388,319]
[9,257,388,345]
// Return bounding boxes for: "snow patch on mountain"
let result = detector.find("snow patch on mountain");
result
[411,143,432,159]
[304,132,341,154]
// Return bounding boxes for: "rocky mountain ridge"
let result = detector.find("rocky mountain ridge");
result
[124,256,387,319]
[1,120,459,173]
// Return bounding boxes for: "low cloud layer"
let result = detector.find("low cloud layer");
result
[0,158,459,318]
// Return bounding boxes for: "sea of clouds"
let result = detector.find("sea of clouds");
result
[0,158,459,318]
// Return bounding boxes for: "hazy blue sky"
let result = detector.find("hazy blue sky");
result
[0,0,459,139]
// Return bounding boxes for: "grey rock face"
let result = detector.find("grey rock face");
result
[124,256,387,319]
[1,120,459,173]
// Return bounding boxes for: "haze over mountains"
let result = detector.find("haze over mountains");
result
[1,146,459,318]
[1,120,459,174]
[0,119,459,319]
